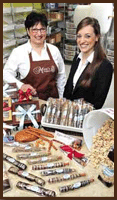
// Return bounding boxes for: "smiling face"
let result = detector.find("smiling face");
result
[76,25,99,56]
[27,22,47,46]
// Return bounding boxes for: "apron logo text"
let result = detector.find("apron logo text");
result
[33,65,55,74]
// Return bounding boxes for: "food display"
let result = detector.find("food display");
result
[44,98,94,128]
[3,87,114,197]
[89,118,114,169]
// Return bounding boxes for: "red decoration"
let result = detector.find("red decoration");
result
[18,88,32,102]
[3,101,11,111]
[60,145,85,160]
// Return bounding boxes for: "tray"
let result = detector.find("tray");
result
[41,116,83,136]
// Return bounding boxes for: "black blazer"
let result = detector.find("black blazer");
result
[63,53,114,109]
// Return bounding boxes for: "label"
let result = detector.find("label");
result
[54,131,75,145]
[63,174,70,179]
[56,169,63,173]
[41,156,48,161]
[47,163,54,168]
[30,152,38,156]
[27,185,40,193]
[8,157,15,163]
[21,171,29,177]
[73,182,81,189]
[25,146,31,150]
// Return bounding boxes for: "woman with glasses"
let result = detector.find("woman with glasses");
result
[63,17,113,109]
[3,11,66,100]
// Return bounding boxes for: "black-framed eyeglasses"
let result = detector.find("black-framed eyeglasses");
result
[31,28,46,34]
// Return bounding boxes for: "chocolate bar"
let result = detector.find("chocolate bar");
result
[32,162,69,170]
[40,168,76,176]
[48,172,86,183]
[8,166,45,186]
[16,181,56,197]
[16,152,51,160]
[3,153,27,170]
[27,155,62,165]
[12,146,46,153]
[59,178,94,192]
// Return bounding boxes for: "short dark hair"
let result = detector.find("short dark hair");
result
[25,11,48,30]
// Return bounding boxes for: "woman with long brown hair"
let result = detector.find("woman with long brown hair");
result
[63,17,113,109]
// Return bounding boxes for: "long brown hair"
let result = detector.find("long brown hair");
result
[76,17,106,87]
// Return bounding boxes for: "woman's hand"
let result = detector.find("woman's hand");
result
[20,84,37,95]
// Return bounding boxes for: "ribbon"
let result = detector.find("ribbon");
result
[60,145,85,160]
[3,123,16,136]
[3,83,17,97]
[18,88,32,102]
[3,101,11,111]
[12,104,40,130]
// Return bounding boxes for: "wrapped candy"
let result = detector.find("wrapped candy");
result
[48,172,86,183]
[40,168,76,176]
[16,181,56,197]
[8,166,45,186]
[59,178,94,192]
[32,162,69,170]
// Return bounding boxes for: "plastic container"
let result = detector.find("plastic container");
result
[64,49,76,56]
[66,21,76,29]
[65,33,76,40]
[64,54,74,61]
[83,108,114,150]
[65,43,77,51]
[66,28,76,35]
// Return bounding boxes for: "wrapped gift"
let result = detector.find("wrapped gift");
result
[3,82,18,99]
[3,97,12,122]
[12,100,41,130]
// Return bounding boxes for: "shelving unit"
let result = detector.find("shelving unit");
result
[63,3,78,63]
[3,3,66,66]
[3,3,114,67]
[3,3,32,66]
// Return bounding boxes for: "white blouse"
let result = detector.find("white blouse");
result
[73,51,94,88]
[3,40,66,98]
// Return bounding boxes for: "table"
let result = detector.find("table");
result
[3,99,114,197]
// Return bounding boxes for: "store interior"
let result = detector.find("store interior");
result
[3,3,114,108]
